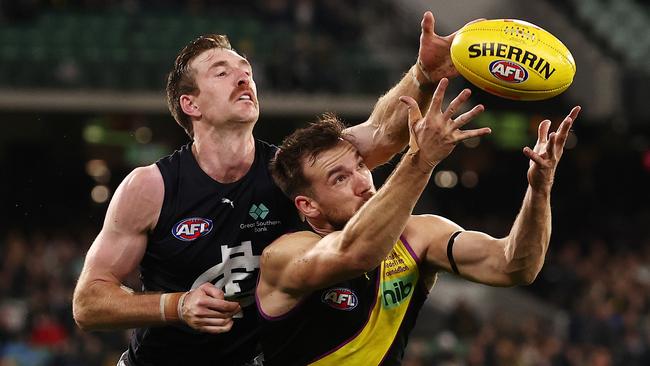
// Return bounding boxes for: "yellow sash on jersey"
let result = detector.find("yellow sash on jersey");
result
[310,238,419,365]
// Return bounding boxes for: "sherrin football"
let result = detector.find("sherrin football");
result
[450,19,575,101]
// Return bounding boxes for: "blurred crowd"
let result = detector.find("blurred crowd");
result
[0,0,397,93]
[0,230,129,365]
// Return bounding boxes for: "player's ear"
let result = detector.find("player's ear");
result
[180,94,201,118]
[295,195,321,219]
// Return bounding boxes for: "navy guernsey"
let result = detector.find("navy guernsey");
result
[125,140,299,365]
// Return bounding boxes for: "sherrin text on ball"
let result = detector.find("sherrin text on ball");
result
[450,19,576,101]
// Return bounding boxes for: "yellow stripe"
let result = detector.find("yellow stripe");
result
[310,239,419,365]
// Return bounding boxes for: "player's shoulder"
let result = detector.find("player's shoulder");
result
[407,214,459,229]
[405,215,464,243]
[112,165,164,212]
[120,164,164,196]
[129,164,163,183]
[104,164,164,232]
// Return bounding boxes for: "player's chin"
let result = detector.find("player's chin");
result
[235,109,259,124]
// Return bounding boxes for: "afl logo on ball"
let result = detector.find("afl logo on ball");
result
[172,218,213,242]
[489,60,528,83]
[322,288,358,311]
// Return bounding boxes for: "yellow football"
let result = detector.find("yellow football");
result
[450,19,576,101]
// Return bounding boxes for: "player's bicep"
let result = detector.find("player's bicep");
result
[434,230,516,286]
[82,225,148,285]
[79,166,163,286]
[289,234,354,291]
[417,215,511,286]
[262,231,361,294]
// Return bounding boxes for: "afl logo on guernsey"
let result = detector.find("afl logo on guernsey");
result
[322,288,358,311]
[489,60,528,83]
[172,218,213,242]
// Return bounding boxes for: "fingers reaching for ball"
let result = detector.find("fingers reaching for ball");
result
[399,79,490,168]
[524,106,581,191]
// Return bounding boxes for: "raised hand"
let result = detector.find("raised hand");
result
[418,11,484,82]
[399,78,490,169]
[524,106,581,191]
[179,283,241,334]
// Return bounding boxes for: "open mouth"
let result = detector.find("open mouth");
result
[236,91,255,104]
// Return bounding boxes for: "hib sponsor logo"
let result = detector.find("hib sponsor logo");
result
[322,288,358,311]
[172,217,213,241]
[382,279,413,308]
[489,60,528,83]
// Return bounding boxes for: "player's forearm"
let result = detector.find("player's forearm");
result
[502,186,552,284]
[73,280,174,331]
[338,152,434,270]
[361,65,435,166]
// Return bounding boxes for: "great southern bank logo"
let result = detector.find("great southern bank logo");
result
[172,217,213,242]
[241,203,281,233]
[249,203,269,220]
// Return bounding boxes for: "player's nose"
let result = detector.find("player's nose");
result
[237,69,251,87]
[353,171,373,197]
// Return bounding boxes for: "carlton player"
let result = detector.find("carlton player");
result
[71,10,469,366]
[256,79,580,365]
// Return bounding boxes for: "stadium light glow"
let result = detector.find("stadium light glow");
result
[461,170,479,188]
[434,171,458,188]
[135,126,153,144]
[91,185,111,204]
[85,159,111,184]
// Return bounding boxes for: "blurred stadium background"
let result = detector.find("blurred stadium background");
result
[1,0,649,365]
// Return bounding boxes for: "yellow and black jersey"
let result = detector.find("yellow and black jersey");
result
[258,236,427,366]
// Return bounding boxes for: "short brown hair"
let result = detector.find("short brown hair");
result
[271,114,348,200]
[166,34,234,138]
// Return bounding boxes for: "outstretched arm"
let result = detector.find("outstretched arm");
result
[418,106,581,286]
[345,12,477,169]
[258,81,489,315]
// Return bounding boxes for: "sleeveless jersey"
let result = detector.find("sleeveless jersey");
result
[126,140,300,366]
[258,235,428,366]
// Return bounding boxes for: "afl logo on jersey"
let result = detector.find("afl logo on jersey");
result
[172,218,213,242]
[322,287,358,311]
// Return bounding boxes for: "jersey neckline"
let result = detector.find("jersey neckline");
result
[186,139,261,187]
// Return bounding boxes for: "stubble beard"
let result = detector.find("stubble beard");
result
[322,201,366,231]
